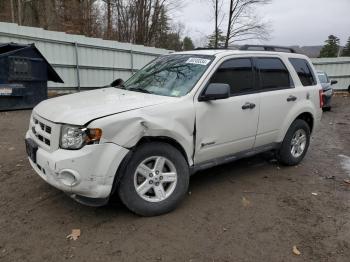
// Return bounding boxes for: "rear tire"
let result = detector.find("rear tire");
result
[277,119,310,166]
[118,142,189,216]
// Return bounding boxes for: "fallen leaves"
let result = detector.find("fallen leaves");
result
[66,229,81,241]
[344,179,350,185]
[292,245,301,256]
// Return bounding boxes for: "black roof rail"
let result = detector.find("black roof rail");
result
[195,47,234,50]
[194,45,297,53]
[239,45,296,53]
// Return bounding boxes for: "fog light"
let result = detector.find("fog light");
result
[58,169,79,186]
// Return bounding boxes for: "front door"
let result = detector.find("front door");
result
[194,58,260,164]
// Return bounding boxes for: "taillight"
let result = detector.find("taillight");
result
[319,90,324,108]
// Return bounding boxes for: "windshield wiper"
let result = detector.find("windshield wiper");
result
[128,87,153,94]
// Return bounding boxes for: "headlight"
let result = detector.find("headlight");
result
[60,125,102,150]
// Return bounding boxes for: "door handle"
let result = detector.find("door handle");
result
[242,102,256,110]
[287,95,297,102]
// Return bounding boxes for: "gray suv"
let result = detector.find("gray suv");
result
[317,71,337,111]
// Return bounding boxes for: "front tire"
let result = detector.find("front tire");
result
[118,142,189,216]
[278,119,310,166]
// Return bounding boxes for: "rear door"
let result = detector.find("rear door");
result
[254,56,299,147]
[194,57,260,164]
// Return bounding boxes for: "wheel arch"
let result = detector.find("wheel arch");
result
[295,112,314,133]
[135,136,190,165]
[110,135,191,195]
[278,108,315,143]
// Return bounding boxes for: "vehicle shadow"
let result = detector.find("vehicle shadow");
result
[189,152,278,188]
[48,152,281,220]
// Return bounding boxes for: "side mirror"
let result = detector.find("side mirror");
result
[199,83,230,102]
[110,78,124,87]
[330,80,338,85]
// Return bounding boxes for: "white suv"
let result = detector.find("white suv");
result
[25,46,323,216]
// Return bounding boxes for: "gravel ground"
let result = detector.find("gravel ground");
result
[0,96,349,262]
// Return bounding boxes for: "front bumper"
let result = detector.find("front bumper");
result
[26,131,129,201]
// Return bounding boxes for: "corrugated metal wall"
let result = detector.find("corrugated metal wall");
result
[0,22,170,91]
[311,57,350,90]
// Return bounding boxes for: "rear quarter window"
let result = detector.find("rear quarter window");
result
[289,58,316,86]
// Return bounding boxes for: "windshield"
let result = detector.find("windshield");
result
[123,54,214,97]
[318,73,329,84]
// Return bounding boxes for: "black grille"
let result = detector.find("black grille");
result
[32,116,52,147]
[45,126,51,134]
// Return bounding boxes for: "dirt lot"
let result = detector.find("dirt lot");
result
[0,97,350,262]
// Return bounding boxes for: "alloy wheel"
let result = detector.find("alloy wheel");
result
[134,156,178,202]
[290,129,307,158]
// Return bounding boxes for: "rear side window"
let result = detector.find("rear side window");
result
[210,58,255,95]
[256,58,292,90]
[289,58,316,86]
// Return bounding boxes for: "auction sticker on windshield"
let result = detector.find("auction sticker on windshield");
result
[186,57,211,66]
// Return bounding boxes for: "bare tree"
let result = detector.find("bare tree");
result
[215,0,218,48]
[17,0,22,25]
[0,0,187,50]
[10,0,15,23]
[224,0,270,47]
[106,0,113,39]
[207,0,225,48]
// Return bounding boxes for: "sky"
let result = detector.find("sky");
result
[174,0,350,47]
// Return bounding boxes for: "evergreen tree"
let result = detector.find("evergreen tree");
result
[207,29,226,48]
[163,32,183,51]
[154,7,170,47]
[319,35,340,57]
[153,8,183,51]
[341,37,350,57]
[183,37,195,50]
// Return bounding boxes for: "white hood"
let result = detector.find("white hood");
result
[34,88,175,125]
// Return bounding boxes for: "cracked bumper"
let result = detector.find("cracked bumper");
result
[26,131,129,200]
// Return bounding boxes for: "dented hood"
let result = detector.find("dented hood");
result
[34,88,176,125]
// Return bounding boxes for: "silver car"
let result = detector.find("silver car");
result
[317,71,337,111]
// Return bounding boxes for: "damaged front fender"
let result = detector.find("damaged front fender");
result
[88,98,196,166]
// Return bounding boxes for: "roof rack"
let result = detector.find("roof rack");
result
[195,47,235,51]
[239,45,296,53]
[194,45,297,53]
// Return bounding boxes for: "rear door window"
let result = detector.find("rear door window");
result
[256,57,293,91]
[289,58,316,86]
[210,58,255,96]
